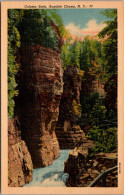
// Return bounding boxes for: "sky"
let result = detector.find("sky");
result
[57,9,108,39]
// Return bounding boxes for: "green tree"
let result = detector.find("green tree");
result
[61,39,82,68]
[19,10,59,49]
[8,9,22,117]
[80,36,103,76]
[61,43,71,68]
[19,9,69,50]
[70,40,82,67]
[88,126,117,154]
[98,9,117,76]
[48,10,70,39]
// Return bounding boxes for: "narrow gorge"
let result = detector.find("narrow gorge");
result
[8,9,118,188]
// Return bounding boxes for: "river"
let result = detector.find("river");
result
[24,149,70,187]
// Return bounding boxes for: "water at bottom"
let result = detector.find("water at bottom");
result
[24,149,70,187]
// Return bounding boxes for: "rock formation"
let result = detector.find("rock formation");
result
[50,21,64,52]
[55,65,85,149]
[15,45,63,168]
[81,73,105,98]
[8,118,33,187]
[80,73,105,134]
[104,74,117,113]
[64,148,117,187]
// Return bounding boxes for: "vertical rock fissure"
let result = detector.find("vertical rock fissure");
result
[55,65,85,149]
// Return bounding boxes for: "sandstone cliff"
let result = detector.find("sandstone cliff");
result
[55,65,85,149]
[8,118,33,187]
[15,45,63,168]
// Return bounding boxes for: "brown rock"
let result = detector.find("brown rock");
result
[79,173,90,179]
[55,66,85,149]
[64,149,117,187]
[8,118,33,187]
[15,45,63,168]
[93,161,98,167]
[81,73,105,98]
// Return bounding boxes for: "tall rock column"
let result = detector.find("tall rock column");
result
[15,45,63,168]
[55,65,85,149]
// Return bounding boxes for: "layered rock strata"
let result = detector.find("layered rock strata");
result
[15,45,63,168]
[8,118,33,187]
[55,65,85,149]
[64,148,117,187]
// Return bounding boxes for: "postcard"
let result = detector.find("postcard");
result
[1,1,124,194]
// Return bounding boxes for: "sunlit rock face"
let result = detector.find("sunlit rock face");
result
[8,118,33,187]
[15,45,63,168]
[55,65,85,149]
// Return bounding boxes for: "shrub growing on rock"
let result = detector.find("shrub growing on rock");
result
[72,99,82,120]
[89,103,107,126]
[81,92,106,126]
[87,126,117,154]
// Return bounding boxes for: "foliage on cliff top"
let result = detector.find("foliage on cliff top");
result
[18,9,70,50]
[19,10,58,49]
[47,10,71,40]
